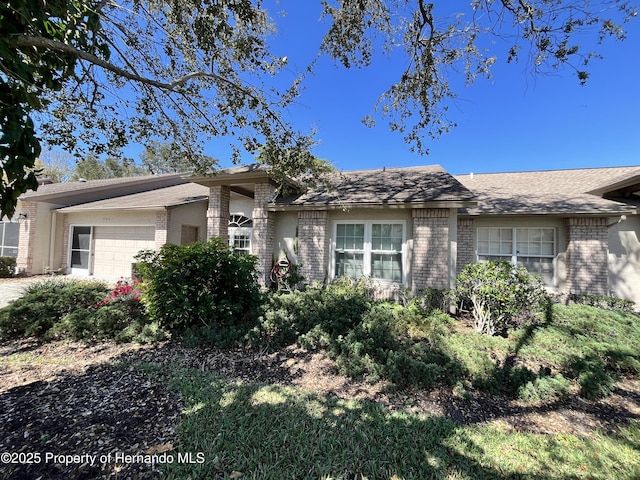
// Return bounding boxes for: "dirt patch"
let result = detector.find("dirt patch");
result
[1,340,639,479]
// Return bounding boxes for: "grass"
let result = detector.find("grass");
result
[0,352,72,366]
[138,364,640,480]
[438,304,640,400]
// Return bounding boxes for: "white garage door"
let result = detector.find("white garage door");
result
[92,226,155,278]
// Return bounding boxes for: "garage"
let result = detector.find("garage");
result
[92,226,155,278]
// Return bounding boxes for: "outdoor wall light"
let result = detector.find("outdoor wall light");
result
[17,213,28,222]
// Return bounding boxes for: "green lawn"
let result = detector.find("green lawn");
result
[140,364,639,480]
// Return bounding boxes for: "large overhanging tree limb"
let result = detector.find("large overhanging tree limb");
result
[1,0,636,219]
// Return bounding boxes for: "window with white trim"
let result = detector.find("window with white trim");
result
[0,221,19,257]
[477,227,556,285]
[334,222,404,283]
[229,214,253,255]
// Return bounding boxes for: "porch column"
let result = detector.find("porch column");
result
[206,185,230,243]
[565,217,609,295]
[456,217,476,275]
[15,202,38,274]
[297,210,328,284]
[252,183,276,286]
[412,208,450,292]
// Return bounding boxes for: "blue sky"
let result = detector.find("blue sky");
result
[217,1,639,175]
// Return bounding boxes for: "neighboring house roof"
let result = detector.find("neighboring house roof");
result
[20,173,187,205]
[274,165,476,209]
[56,183,209,212]
[455,166,640,215]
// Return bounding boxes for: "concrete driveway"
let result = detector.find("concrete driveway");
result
[0,277,48,309]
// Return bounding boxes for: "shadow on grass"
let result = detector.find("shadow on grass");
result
[149,364,633,480]
[2,340,639,480]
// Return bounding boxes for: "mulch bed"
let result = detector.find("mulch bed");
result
[1,339,639,479]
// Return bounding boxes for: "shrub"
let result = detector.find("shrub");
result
[569,293,635,312]
[0,256,16,277]
[330,303,456,388]
[453,261,549,335]
[136,238,261,346]
[0,278,163,343]
[0,279,110,339]
[249,276,375,350]
[517,371,571,402]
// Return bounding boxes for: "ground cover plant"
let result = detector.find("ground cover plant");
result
[0,278,161,342]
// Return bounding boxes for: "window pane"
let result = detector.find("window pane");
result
[372,253,402,281]
[518,256,553,285]
[372,223,402,252]
[478,229,488,242]
[335,252,364,278]
[1,246,18,257]
[4,223,18,245]
[72,227,91,250]
[71,250,89,269]
[541,242,554,255]
[516,241,528,255]
[542,229,554,242]
[337,223,365,250]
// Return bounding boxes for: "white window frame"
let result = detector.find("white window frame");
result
[332,220,406,285]
[228,214,253,255]
[476,227,557,286]
[0,221,19,257]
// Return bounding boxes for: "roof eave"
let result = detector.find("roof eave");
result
[269,200,477,212]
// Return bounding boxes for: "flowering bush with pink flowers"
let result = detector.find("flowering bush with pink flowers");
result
[97,278,142,307]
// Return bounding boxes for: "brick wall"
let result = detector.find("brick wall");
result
[15,202,38,274]
[155,210,170,249]
[456,217,475,274]
[412,209,450,291]
[252,183,276,286]
[206,185,230,243]
[565,217,609,295]
[297,210,328,284]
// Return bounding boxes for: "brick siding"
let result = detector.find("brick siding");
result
[412,209,450,291]
[155,210,170,249]
[456,217,475,274]
[252,183,276,286]
[565,217,609,295]
[206,185,230,243]
[297,210,328,284]
[15,202,38,274]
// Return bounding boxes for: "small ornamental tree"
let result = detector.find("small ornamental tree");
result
[135,238,261,345]
[454,261,549,335]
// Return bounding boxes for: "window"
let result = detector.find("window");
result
[0,221,19,257]
[477,227,555,285]
[229,214,252,255]
[334,221,404,283]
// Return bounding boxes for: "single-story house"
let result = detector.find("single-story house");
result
[3,163,639,305]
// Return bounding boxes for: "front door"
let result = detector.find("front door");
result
[69,226,92,276]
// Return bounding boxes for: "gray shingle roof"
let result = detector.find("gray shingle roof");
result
[19,173,189,210]
[455,166,640,215]
[275,165,475,208]
[56,183,209,212]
